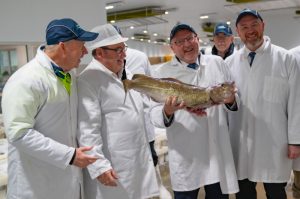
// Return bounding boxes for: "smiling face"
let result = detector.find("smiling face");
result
[236,15,265,51]
[170,29,199,64]
[96,42,127,74]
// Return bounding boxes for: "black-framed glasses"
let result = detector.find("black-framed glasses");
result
[101,46,127,54]
[172,35,197,47]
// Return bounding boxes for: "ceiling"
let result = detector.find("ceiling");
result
[104,0,300,45]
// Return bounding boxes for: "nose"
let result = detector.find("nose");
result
[82,46,88,55]
[120,50,126,58]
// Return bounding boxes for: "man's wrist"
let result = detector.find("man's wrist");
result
[69,149,76,165]
[163,110,174,127]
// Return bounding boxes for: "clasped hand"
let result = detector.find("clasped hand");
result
[97,169,118,187]
[163,96,207,117]
[72,146,99,168]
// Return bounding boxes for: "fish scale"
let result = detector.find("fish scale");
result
[123,74,235,108]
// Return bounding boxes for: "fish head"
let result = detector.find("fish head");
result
[209,82,235,103]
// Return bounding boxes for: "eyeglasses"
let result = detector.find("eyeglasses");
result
[172,35,197,46]
[101,46,127,54]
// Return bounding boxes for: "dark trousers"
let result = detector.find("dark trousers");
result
[174,182,228,199]
[149,141,158,167]
[236,179,287,199]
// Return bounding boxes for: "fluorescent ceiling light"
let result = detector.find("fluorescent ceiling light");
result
[224,0,297,13]
[105,5,114,10]
[200,15,209,19]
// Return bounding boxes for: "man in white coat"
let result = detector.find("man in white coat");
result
[77,24,159,199]
[113,25,159,167]
[150,23,239,199]
[226,9,300,199]
[1,18,99,199]
[290,45,300,199]
[113,25,172,199]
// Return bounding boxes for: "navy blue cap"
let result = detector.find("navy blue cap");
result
[46,18,99,45]
[236,8,263,26]
[213,23,232,36]
[170,23,197,41]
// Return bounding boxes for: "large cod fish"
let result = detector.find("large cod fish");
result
[123,74,235,108]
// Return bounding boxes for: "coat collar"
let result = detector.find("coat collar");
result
[87,58,133,80]
[36,45,76,76]
[170,53,208,69]
[212,43,235,60]
[36,45,55,72]
[240,36,271,58]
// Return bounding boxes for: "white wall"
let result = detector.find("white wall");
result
[0,0,106,43]
[126,40,173,57]
[263,13,300,50]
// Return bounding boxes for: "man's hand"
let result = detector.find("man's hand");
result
[186,107,207,116]
[97,169,118,187]
[288,145,300,159]
[163,96,186,117]
[223,83,237,105]
[72,146,99,168]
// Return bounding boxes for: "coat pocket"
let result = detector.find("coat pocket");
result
[263,76,288,104]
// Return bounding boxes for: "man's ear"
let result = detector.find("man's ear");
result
[96,48,105,59]
[58,41,65,51]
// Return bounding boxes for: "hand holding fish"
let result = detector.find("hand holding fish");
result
[163,96,186,117]
[186,107,207,116]
[209,82,237,105]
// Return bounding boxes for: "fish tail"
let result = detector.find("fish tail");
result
[122,79,131,104]
[122,79,130,93]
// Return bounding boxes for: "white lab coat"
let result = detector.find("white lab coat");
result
[150,54,239,193]
[77,58,159,199]
[2,46,82,199]
[125,48,155,142]
[226,36,300,182]
[290,46,300,170]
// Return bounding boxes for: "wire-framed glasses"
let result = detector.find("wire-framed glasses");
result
[101,46,128,54]
[172,35,197,47]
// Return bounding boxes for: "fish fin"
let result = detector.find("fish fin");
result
[149,97,160,103]
[160,77,182,83]
[161,77,205,89]
[132,74,149,80]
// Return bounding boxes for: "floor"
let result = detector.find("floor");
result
[153,128,293,199]
[0,162,294,199]
[155,163,293,199]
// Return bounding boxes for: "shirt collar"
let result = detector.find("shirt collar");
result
[174,54,201,67]
[243,36,268,56]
